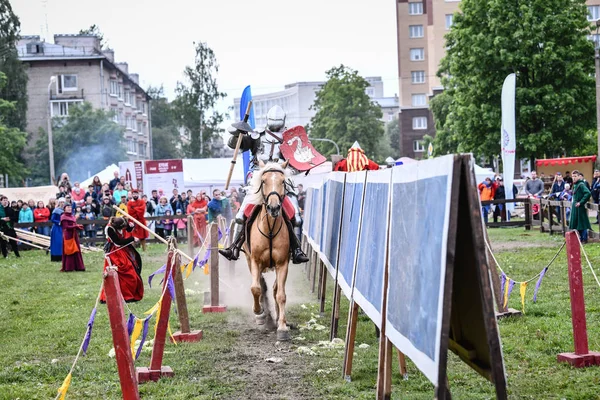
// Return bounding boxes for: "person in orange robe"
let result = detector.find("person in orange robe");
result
[100,217,144,303]
[127,189,147,251]
[186,192,207,247]
[333,141,380,172]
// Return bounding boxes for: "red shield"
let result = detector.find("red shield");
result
[280,126,327,172]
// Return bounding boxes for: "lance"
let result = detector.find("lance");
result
[0,232,48,251]
[225,100,253,190]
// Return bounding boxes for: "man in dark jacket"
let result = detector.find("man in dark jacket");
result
[0,196,20,258]
[493,177,507,223]
[108,170,120,192]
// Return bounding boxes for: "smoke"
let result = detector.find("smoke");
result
[58,144,122,183]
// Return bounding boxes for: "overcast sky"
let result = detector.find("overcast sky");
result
[13,0,399,119]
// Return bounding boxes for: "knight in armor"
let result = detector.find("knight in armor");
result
[219,105,309,264]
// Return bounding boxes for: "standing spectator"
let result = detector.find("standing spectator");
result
[163,210,174,237]
[56,186,68,199]
[58,173,72,194]
[525,171,544,197]
[100,197,115,220]
[154,196,173,239]
[113,183,128,205]
[47,198,56,214]
[85,196,100,216]
[18,202,34,228]
[74,206,84,238]
[230,192,240,215]
[478,178,495,224]
[92,176,103,198]
[102,184,111,196]
[71,184,86,207]
[564,171,574,186]
[208,189,224,223]
[551,173,565,196]
[116,196,128,217]
[16,200,23,211]
[150,190,160,210]
[180,192,190,215]
[221,191,232,224]
[27,199,35,209]
[297,184,306,212]
[50,199,65,262]
[569,170,592,244]
[592,170,600,224]
[84,205,97,240]
[60,204,85,272]
[187,193,207,246]
[492,177,507,223]
[170,189,181,213]
[34,201,51,236]
[0,196,20,258]
[175,209,187,240]
[109,170,120,192]
[127,189,147,251]
[84,185,97,202]
[64,195,73,210]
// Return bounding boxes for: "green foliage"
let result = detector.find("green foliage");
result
[308,65,384,159]
[0,72,27,183]
[28,102,126,185]
[385,118,401,159]
[0,0,28,131]
[433,0,596,159]
[173,42,226,158]
[147,85,182,160]
[78,24,106,48]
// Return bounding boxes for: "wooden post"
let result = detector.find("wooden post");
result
[557,231,600,367]
[330,284,342,340]
[540,199,546,233]
[137,243,176,383]
[203,223,227,313]
[317,260,324,299]
[548,200,554,236]
[343,301,359,381]
[171,243,203,343]
[104,269,140,400]
[397,348,408,379]
[319,262,327,316]
[187,215,194,258]
[524,198,531,231]
[311,250,318,294]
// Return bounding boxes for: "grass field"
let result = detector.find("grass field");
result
[1,228,600,399]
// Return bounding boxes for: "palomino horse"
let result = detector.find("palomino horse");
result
[243,160,291,341]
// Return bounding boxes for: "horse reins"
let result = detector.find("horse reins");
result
[256,169,286,269]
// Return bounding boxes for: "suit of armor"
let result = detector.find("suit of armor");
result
[219,106,308,264]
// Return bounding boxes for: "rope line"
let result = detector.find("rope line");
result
[575,234,600,290]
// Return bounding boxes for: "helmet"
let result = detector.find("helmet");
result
[266,105,286,132]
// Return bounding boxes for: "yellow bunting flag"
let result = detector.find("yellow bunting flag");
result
[520,282,528,313]
[144,301,160,316]
[154,301,162,335]
[57,372,72,400]
[218,243,224,249]
[503,280,510,309]
[180,264,186,273]
[168,322,177,346]
[204,264,210,275]
[185,262,193,279]
[130,319,144,358]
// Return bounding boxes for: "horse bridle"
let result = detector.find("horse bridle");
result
[255,169,286,268]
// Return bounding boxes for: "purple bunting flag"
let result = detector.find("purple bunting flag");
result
[127,313,135,336]
[167,275,177,314]
[507,279,516,299]
[533,267,549,303]
[193,250,210,271]
[135,317,151,360]
[500,273,507,298]
[148,264,167,288]
[82,307,97,355]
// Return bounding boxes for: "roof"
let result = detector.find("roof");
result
[535,156,597,166]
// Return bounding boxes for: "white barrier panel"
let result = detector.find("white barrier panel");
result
[385,155,455,385]
[302,187,313,237]
[319,173,346,277]
[307,182,323,251]
[337,171,367,299]
[352,169,392,329]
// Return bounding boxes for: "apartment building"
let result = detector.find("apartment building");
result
[17,34,152,161]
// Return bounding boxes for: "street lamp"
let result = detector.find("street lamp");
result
[310,137,340,155]
[47,76,56,185]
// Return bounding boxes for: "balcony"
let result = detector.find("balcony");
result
[49,88,85,101]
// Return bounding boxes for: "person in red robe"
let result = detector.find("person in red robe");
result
[186,193,207,247]
[59,204,85,272]
[333,141,380,172]
[100,217,144,303]
[127,189,147,251]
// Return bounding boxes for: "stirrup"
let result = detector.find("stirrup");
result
[219,247,239,261]
[292,248,309,264]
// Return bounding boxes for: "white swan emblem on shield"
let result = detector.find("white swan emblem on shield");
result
[287,136,315,164]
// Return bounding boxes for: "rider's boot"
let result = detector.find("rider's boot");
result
[219,220,245,261]
[285,218,309,264]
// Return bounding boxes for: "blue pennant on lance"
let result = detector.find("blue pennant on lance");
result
[82,307,97,355]
[148,264,167,288]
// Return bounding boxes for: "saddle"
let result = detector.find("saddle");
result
[243,197,295,250]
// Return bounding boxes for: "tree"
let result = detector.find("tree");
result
[173,42,226,158]
[308,65,383,159]
[385,118,401,159]
[0,72,27,183]
[79,24,106,49]
[147,85,182,160]
[432,0,596,160]
[28,102,126,185]
[0,0,28,131]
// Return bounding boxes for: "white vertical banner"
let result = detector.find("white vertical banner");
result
[501,73,516,215]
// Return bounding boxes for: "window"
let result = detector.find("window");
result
[138,142,147,157]
[408,2,423,15]
[127,138,137,154]
[366,88,374,97]
[410,48,425,61]
[136,119,143,134]
[109,80,119,96]
[413,140,425,152]
[411,71,425,84]
[413,116,428,130]
[445,14,453,29]
[131,94,136,109]
[120,111,125,126]
[50,100,83,117]
[118,84,124,100]
[589,5,600,21]
[589,34,600,48]
[125,115,132,130]
[409,25,424,38]
[110,107,118,123]
[124,89,131,105]
[140,102,146,115]
[61,75,77,92]
[412,94,427,106]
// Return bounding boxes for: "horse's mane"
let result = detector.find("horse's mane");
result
[245,162,290,205]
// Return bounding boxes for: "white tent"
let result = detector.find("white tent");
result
[183,158,245,194]
[0,185,58,203]
[80,164,119,187]
[475,164,495,185]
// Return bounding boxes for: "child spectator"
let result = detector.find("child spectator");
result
[18,202,34,231]
[74,206,84,238]
[163,210,174,237]
[84,205,97,239]
[175,209,186,240]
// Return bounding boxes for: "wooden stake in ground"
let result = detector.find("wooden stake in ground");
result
[203,223,227,313]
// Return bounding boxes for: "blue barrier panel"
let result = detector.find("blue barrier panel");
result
[337,171,366,299]
[352,169,392,328]
[302,187,313,237]
[385,155,455,385]
[319,173,346,277]
[318,179,329,254]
